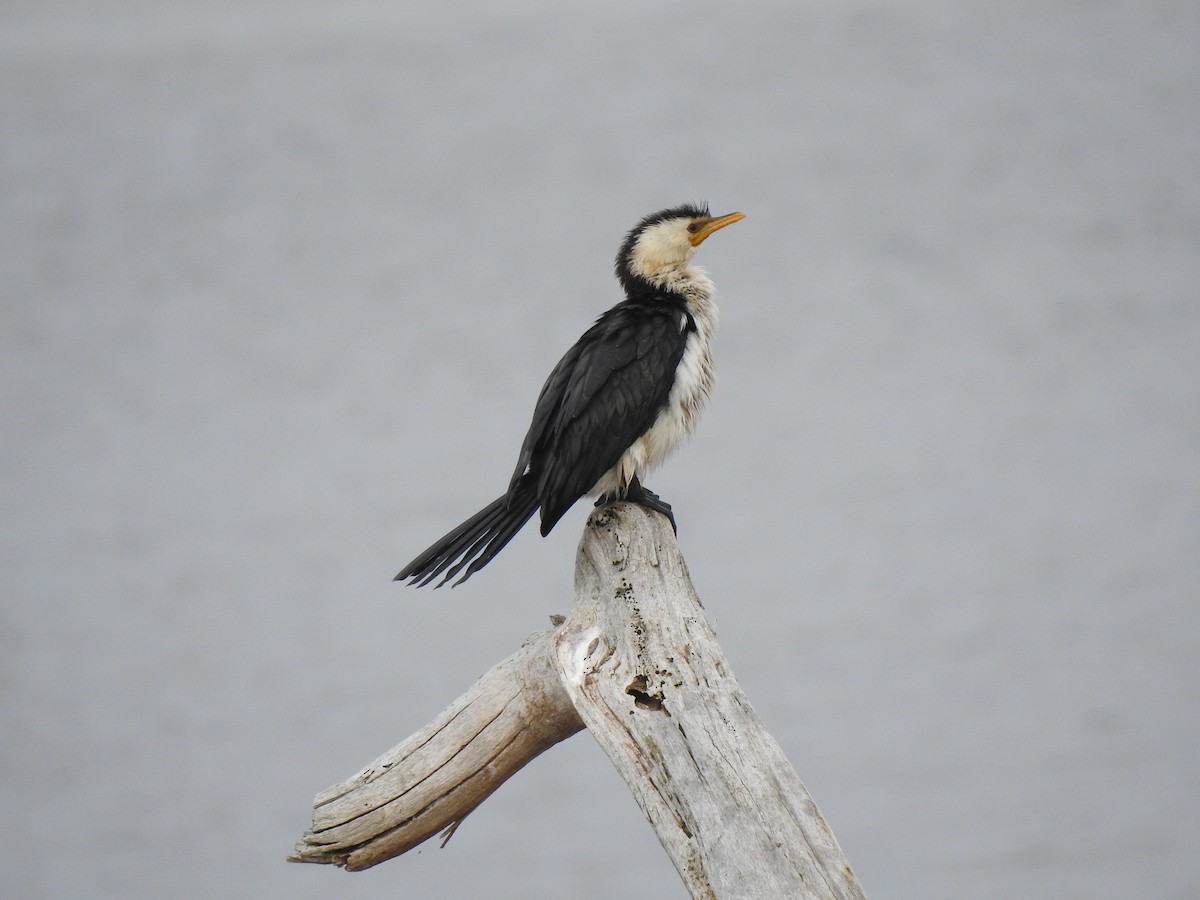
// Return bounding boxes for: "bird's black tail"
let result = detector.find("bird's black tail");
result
[395,482,540,587]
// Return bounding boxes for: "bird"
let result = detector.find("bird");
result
[395,203,744,587]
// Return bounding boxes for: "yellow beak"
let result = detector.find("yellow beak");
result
[688,211,746,247]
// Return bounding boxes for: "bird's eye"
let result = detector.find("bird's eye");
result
[686,222,701,233]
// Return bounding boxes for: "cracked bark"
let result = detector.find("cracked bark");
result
[291,503,865,899]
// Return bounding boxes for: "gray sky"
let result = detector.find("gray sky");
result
[3,1,1199,897]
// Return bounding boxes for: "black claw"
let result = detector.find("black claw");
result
[620,476,677,534]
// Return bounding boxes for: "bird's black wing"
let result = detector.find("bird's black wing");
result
[508,338,586,491]
[510,302,692,534]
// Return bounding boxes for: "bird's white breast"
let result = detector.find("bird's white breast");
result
[591,269,718,497]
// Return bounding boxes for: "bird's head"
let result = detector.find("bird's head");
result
[615,203,745,295]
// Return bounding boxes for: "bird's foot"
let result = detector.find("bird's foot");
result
[623,477,678,534]
[594,477,677,533]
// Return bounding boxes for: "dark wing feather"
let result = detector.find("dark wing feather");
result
[508,340,585,491]
[521,303,690,534]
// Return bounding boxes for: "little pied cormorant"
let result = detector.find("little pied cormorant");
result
[396,203,744,587]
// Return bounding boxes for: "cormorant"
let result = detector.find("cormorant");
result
[396,203,744,586]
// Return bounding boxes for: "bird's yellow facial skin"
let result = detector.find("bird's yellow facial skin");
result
[687,211,746,247]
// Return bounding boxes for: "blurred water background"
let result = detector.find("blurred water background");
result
[3,1,1198,897]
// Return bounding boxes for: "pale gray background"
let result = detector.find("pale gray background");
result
[3,1,1198,898]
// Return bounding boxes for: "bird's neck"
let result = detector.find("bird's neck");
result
[626,262,716,306]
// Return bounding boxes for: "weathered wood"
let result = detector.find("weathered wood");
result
[555,504,864,899]
[292,504,865,898]
[289,630,584,870]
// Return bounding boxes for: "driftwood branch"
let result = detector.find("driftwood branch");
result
[288,630,583,870]
[292,503,865,899]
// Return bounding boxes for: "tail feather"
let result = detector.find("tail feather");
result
[444,501,535,585]
[396,484,540,587]
[409,498,509,588]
